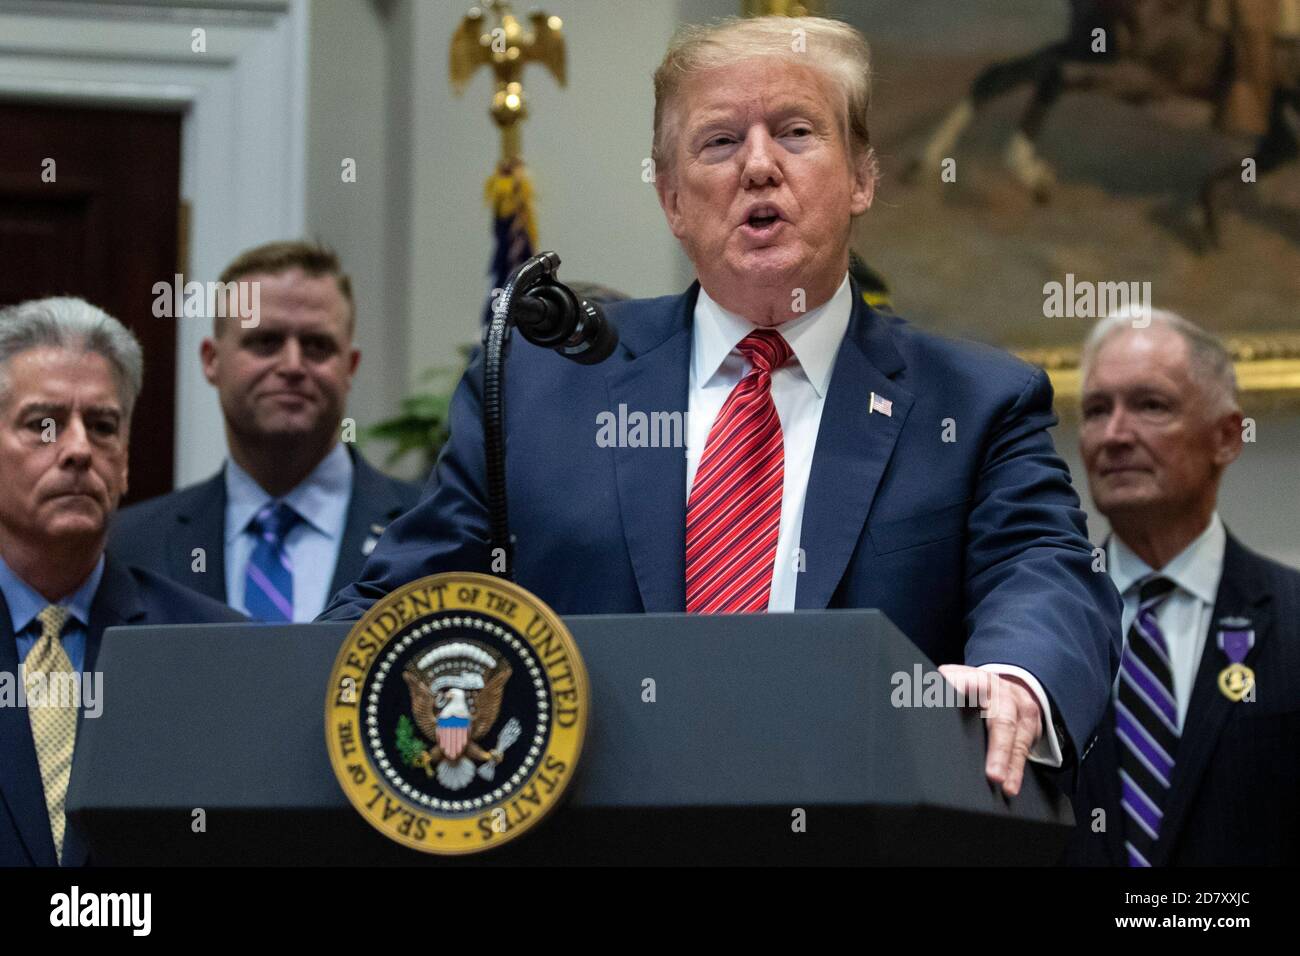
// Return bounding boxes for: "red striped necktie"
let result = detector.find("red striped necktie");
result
[686,328,793,614]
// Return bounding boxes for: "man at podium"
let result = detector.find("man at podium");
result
[322,17,1122,799]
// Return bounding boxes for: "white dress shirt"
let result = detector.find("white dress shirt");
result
[224,441,354,622]
[1107,513,1226,730]
[687,274,852,610]
[686,272,1063,766]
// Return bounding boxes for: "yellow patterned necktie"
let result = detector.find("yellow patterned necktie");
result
[23,605,77,863]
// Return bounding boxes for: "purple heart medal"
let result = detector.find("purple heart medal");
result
[1215,616,1256,702]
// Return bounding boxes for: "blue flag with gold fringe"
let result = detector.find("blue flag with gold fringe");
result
[483,159,538,327]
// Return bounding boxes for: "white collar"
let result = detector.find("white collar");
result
[1108,512,1226,606]
[692,272,853,399]
[224,441,353,544]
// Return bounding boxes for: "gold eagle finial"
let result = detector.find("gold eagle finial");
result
[742,0,826,16]
[449,1,567,163]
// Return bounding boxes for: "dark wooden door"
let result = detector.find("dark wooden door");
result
[0,100,181,503]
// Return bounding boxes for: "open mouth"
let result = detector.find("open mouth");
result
[741,210,784,238]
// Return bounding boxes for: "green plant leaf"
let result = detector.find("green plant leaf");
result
[361,351,470,470]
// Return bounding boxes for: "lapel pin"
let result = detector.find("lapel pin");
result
[1215,616,1255,702]
[869,392,892,417]
[362,523,386,556]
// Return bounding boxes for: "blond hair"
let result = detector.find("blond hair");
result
[216,240,354,336]
[652,16,875,176]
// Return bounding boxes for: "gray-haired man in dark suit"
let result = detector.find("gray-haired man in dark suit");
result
[1069,308,1300,866]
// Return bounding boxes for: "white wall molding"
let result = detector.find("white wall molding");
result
[0,1,287,26]
[0,0,309,484]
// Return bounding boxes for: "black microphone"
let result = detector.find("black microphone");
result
[501,252,619,365]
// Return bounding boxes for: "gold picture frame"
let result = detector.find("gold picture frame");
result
[1021,333,1300,416]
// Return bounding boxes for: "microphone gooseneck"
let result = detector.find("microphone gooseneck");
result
[483,252,621,580]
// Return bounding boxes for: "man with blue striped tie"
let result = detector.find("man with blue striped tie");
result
[109,242,421,622]
[1068,308,1300,866]
[244,501,300,622]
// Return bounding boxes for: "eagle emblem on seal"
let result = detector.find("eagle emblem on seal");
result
[399,641,522,791]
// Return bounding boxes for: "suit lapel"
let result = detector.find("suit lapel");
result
[0,592,58,866]
[1152,534,1272,865]
[604,287,695,612]
[1089,709,1128,865]
[603,282,912,612]
[796,286,913,609]
[171,472,226,602]
[331,450,407,597]
[84,556,147,677]
[59,557,147,867]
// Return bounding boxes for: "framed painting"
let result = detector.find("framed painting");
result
[825,0,1300,412]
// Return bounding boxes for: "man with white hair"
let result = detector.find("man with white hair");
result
[0,297,244,867]
[323,16,1121,800]
[1068,308,1300,865]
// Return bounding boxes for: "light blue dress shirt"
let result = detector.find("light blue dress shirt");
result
[0,552,103,673]
[1107,513,1226,731]
[224,441,353,622]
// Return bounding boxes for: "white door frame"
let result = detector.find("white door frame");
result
[0,0,309,484]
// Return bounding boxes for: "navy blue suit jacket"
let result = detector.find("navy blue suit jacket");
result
[321,280,1122,754]
[108,446,420,608]
[1066,533,1300,865]
[0,557,245,867]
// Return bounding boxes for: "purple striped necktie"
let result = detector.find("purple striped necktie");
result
[1117,574,1179,867]
[244,501,300,622]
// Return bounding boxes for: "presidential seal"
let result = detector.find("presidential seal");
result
[325,573,588,854]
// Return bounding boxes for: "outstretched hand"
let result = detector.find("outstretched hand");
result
[938,664,1043,798]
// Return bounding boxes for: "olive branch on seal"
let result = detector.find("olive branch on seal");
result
[395,715,429,768]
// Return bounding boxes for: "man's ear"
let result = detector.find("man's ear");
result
[656,165,685,239]
[850,147,877,216]
[118,428,129,502]
[1214,409,1245,468]
[200,337,219,387]
[347,347,361,380]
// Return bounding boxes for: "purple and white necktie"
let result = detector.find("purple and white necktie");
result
[1116,574,1179,867]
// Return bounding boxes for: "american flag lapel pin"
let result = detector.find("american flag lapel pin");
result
[869,392,892,417]
[362,523,385,556]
